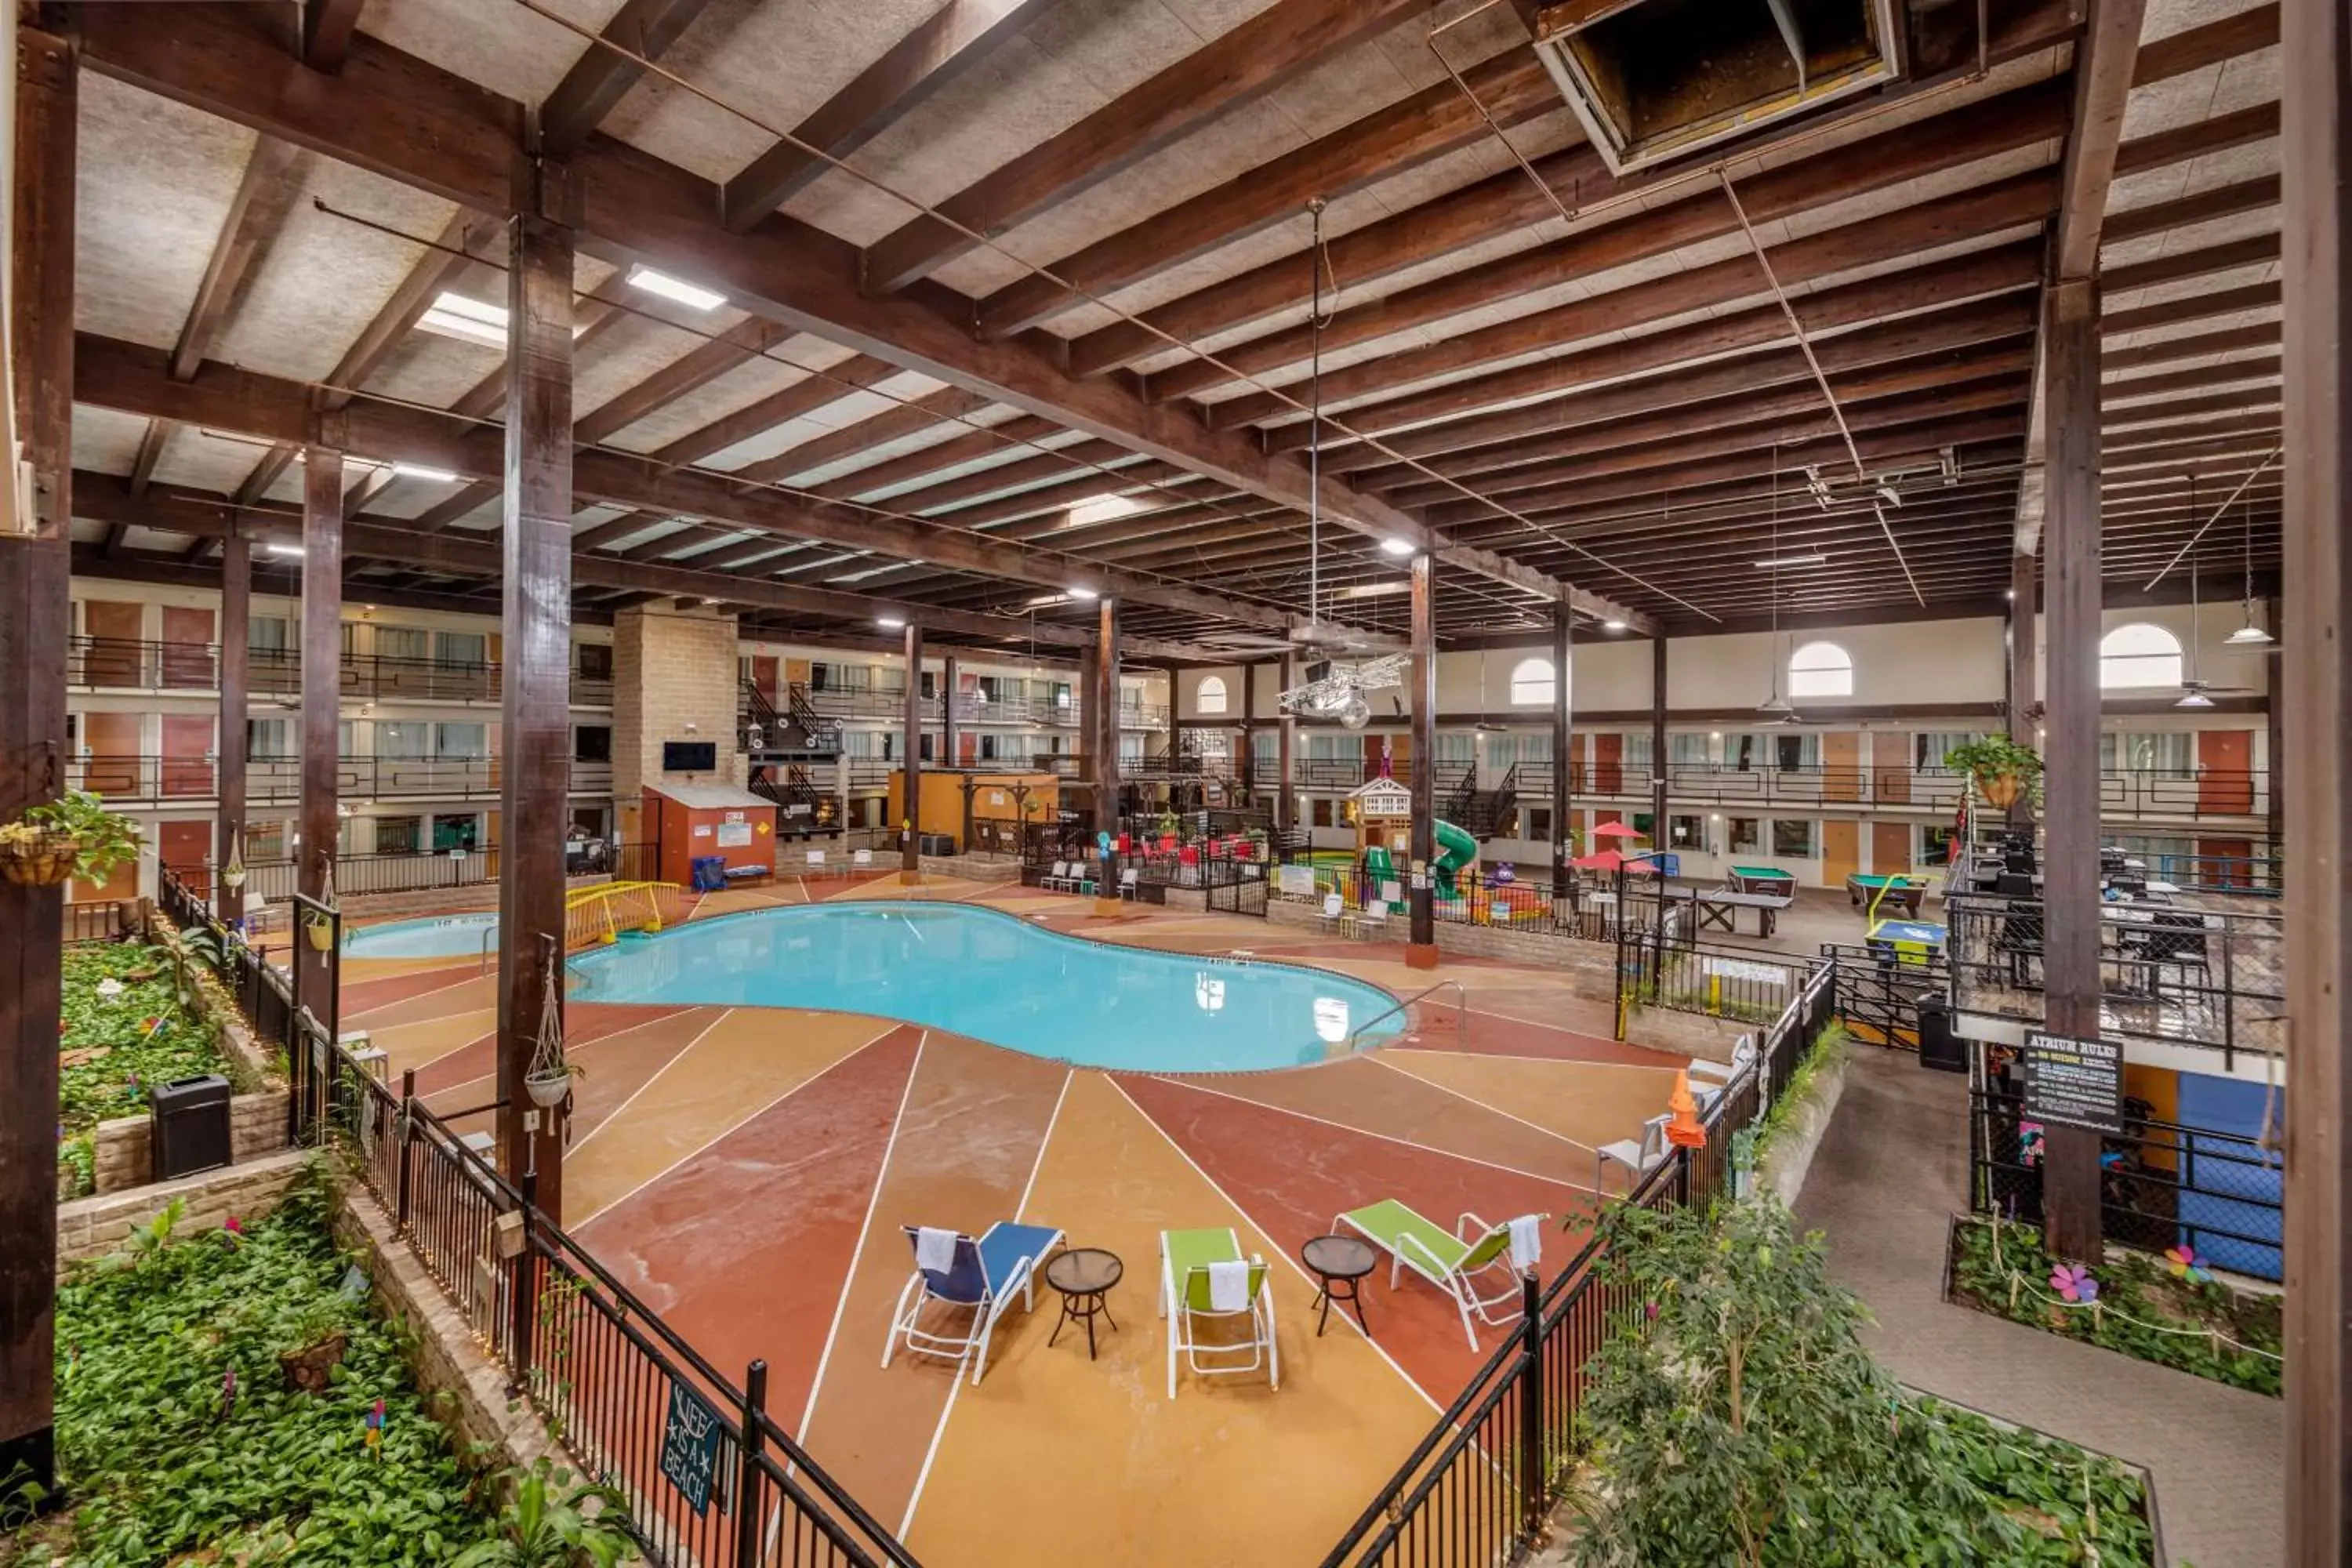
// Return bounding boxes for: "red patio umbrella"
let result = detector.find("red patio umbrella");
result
[1587,820,1646,840]
[1572,849,1656,873]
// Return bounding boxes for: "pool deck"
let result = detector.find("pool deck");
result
[339,872,1682,1567]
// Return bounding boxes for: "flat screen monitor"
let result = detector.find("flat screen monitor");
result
[662,740,717,773]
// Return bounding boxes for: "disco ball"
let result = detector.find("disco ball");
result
[1340,695,1372,730]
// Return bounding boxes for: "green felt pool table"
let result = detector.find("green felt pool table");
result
[1846,873,1928,916]
[1727,866,1798,895]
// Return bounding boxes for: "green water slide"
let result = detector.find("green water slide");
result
[1434,821,1478,895]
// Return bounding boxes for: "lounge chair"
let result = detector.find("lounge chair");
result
[1043,859,1073,892]
[882,1221,1065,1386]
[1335,1200,1539,1348]
[851,848,875,871]
[1595,1113,1671,1196]
[1316,892,1346,934]
[1688,1033,1757,1088]
[1342,900,1390,940]
[804,848,829,877]
[1117,866,1142,901]
[1159,1227,1279,1397]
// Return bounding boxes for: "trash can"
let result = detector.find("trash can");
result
[151,1073,234,1179]
[1916,993,1965,1073]
[690,855,728,892]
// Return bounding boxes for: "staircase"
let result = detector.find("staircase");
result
[1451,764,1518,840]
[740,678,844,757]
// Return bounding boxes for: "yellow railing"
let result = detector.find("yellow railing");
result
[563,880,689,949]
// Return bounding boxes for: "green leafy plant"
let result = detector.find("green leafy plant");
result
[7,789,143,883]
[56,942,231,1143]
[449,1459,633,1568]
[48,1171,498,1565]
[150,921,220,1009]
[1941,735,2045,810]
[1753,1025,1846,1155]
[1568,1198,2154,1566]
[1949,1215,2282,1396]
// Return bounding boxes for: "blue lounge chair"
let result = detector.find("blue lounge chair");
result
[882,1221,1065,1385]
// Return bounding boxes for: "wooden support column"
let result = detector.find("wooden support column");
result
[0,21,75,1507]
[1551,608,1573,902]
[2007,550,2039,827]
[1406,552,1438,967]
[1240,660,1257,797]
[2265,595,2284,856]
[941,654,959,772]
[494,203,574,1222]
[1093,599,1122,916]
[295,445,343,1030]
[1650,634,1668,843]
[901,621,923,881]
[2281,2,2351,1552]
[217,532,250,927]
[1277,652,1297,835]
[2038,278,2105,1264]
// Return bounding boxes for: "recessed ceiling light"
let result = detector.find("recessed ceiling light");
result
[1065,493,1143,528]
[1066,585,1101,601]
[1753,553,1827,569]
[626,264,727,313]
[1378,537,1417,557]
[416,291,507,348]
[876,615,906,630]
[1338,581,1410,599]
[390,463,459,483]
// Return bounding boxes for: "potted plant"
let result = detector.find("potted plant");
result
[0,789,141,887]
[1943,735,2045,811]
[523,954,577,1109]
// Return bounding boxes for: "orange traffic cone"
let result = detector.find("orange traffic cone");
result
[1664,1069,1707,1149]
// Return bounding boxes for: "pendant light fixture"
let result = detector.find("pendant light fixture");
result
[2223,495,2274,644]
[1757,454,1795,718]
[2177,512,2216,709]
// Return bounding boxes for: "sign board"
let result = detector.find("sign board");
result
[716,821,753,848]
[1700,956,1789,986]
[2022,1031,2123,1134]
[1277,865,1316,898]
[659,1380,724,1518]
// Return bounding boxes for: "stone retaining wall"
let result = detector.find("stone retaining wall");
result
[57,1148,313,1268]
[89,1088,292,1195]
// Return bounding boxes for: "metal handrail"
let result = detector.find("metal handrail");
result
[1346,978,1468,1054]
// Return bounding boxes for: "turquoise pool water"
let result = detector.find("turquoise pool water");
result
[344,912,499,959]
[566,902,1403,1072]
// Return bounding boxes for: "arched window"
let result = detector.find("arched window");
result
[1788,641,1853,699]
[2100,622,2183,690]
[1195,674,1229,715]
[1509,656,1555,706]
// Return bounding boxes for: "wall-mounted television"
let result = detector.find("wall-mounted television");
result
[662,740,717,773]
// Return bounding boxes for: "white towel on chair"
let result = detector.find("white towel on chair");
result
[1206,1259,1249,1312]
[1508,1215,1543,1272]
[916,1226,958,1275]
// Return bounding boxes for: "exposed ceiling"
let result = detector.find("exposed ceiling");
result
[54,0,2282,655]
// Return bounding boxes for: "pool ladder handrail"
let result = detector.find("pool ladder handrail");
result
[1344,978,1468,1054]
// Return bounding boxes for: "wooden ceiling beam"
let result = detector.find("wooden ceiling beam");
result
[539,0,718,155]
[72,331,1336,635]
[720,0,1062,228]
[299,0,363,71]
[2104,354,2281,401]
[573,315,796,445]
[2101,174,2279,245]
[859,0,1428,294]
[652,354,898,465]
[974,50,1555,340]
[731,387,996,485]
[83,2,1650,633]
[809,415,1060,501]
[2131,4,2278,86]
[2100,322,2279,372]
[2111,101,2278,181]
[1202,169,2058,429]
[2103,279,2281,336]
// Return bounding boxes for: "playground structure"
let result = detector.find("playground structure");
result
[564,880,690,949]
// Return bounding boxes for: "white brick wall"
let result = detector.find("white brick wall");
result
[615,602,742,807]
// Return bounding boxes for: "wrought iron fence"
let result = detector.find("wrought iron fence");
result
[1821,941,1949,1050]
[1319,961,1835,1566]
[1619,935,1821,1027]
[1968,1084,2282,1281]
[1946,892,2285,1073]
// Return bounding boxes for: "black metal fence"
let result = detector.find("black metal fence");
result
[1619,935,1820,1027]
[1319,961,1836,1566]
[1821,940,1949,1050]
[1968,1084,2283,1281]
[1946,892,2285,1073]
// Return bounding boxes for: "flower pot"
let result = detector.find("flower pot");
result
[279,1332,347,1395]
[303,916,335,953]
[0,829,81,887]
[1976,770,2025,811]
[524,1069,572,1109]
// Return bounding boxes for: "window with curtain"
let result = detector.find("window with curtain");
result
[1305,733,1359,761]
[249,617,290,652]
[376,721,428,758]
[434,723,488,758]
[2101,731,2194,778]
[375,626,428,662]
[1770,818,1816,857]
[1508,656,1555,706]
[1195,675,1229,714]
[246,718,290,760]
[1434,731,1476,764]
[1915,731,1984,770]
[1251,731,1278,773]
[2100,623,2183,689]
[1788,641,1854,699]
[1624,732,1653,768]
[1729,817,1761,852]
[1671,733,1713,768]
[375,816,422,856]
[436,630,487,667]
[1773,732,1820,771]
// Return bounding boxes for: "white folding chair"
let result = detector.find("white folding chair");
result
[1595,1114,1671,1196]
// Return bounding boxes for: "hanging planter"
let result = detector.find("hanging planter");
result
[0,825,83,886]
[220,851,248,893]
[0,789,140,888]
[1942,736,2045,813]
[523,949,577,1109]
[303,913,336,952]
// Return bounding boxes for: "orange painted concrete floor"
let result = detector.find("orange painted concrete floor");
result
[339,875,1682,1567]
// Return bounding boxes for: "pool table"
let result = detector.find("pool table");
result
[1727,866,1798,897]
[1846,873,1928,916]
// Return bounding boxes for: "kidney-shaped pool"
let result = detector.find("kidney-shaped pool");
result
[565,901,1404,1073]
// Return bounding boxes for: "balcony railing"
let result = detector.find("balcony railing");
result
[1946,891,2285,1072]
[802,687,1170,729]
[64,753,615,806]
[70,638,615,706]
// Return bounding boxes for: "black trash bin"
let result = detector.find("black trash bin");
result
[151,1073,234,1179]
[1916,993,1965,1073]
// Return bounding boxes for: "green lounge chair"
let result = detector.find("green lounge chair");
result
[1335,1200,1541,1348]
[1158,1227,1278,1398]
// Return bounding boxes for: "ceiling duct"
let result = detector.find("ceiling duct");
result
[1529,0,1903,175]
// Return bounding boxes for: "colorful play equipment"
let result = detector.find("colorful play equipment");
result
[1432,820,1478,895]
